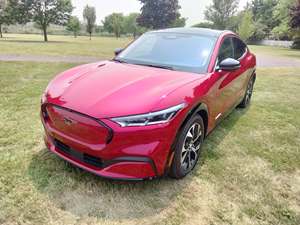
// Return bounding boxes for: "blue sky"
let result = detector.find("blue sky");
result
[72,0,249,27]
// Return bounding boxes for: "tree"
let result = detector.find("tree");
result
[250,0,279,39]
[103,13,124,38]
[83,5,96,40]
[33,0,73,42]
[0,0,16,38]
[290,0,300,30]
[238,10,255,42]
[137,0,180,29]
[67,16,80,38]
[171,16,186,27]
[226,12,243,32]
[0,0,8,38]
[6,0,32,25]
[271,0,294,40]
[204,0,239,29]
[290,0,300,49]
[123,13,139,38]
[8,0,72,42]
[192,22,214,29]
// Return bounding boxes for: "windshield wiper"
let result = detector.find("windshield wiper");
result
[136,63,174,71]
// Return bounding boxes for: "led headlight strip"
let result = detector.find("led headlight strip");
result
[111,103,186,127]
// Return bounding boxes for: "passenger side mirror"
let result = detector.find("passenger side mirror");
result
[114,48,123,56]
[218,58,241,71]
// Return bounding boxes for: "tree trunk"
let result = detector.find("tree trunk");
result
[43,25,48,42]
[74,32,77,38]
[89,32,91,40]
[0,24,3,38]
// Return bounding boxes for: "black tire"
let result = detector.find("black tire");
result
[169,114,205,179]
[238,75,255,108]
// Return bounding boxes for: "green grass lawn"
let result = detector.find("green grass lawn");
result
[0,33,131,58]
[249,45,300,59]
[0,61,299,225]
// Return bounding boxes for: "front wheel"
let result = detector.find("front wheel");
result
[169,115,204,179]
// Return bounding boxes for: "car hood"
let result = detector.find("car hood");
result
[45,61,204,118]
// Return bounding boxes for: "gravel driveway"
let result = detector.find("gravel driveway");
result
[0,53,300,67]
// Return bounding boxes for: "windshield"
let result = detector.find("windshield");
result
[116,32,217,74]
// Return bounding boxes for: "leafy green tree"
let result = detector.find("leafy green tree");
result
[171,16,186,27]
[6,0,32,25]
[95,25,104,33]
[33,0,73,42]
[250,0,279,38]
[123,13,140,38]
[192,22,214,29]
[137,0,180,29]
[238,10,255,42]
[83,5,96,40]
[0,0,8,38]
[290,0,300,30]
[204,0,238,29]
[226,12,244,32]
[290,0,300,49]
[251,21,268,41]
[67,16,80,38]
[8,0,73,42]
[103,13,124,38]
[271,0,294,40]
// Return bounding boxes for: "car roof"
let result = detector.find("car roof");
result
[148,27,232,38]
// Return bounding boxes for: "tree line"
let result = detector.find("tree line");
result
[200,0,300,48]
[0,0,300,48]
[0,0,186,41]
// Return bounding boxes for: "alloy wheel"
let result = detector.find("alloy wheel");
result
[245,78,254,105]
[181,122,202,171]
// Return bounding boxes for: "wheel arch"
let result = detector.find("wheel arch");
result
[164,101,209,176]
[172,101,209,150]
[184,102,209,137]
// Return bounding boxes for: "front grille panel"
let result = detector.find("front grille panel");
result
[46,105,110,145]
[54,139,103,169]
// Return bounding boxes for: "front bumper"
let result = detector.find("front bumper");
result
[41,104,183,180]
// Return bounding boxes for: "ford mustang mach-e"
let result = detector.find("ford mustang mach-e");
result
[41,28,256,180]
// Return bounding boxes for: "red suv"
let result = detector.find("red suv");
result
[41,28,256,180]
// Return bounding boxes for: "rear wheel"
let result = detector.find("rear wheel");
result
[169,115,204,179]
[238,76,255,108]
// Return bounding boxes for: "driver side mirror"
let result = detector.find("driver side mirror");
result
[114,48,123,56]
[217,58,241,71]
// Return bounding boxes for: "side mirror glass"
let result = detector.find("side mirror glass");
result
[218,58,241,71]
[114,48,123,56]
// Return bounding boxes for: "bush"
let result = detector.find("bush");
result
[292,36,300,49]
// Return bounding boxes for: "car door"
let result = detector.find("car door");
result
[214,36,241,119]
[231,37,251,100]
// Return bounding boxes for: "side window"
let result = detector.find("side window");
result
[233,38,247,60]
[217,38,234,64]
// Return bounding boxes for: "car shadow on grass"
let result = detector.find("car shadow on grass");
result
[196,107,250,176]
[27,148,191,220]
[26,107,249,221]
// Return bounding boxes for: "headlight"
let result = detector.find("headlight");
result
[111,103,186,127]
